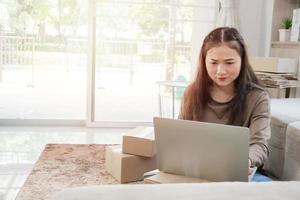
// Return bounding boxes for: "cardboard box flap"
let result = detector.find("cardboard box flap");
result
[123,126,154,140]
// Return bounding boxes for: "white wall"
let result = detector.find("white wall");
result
[190,0,219,79]
[236,0,274,57]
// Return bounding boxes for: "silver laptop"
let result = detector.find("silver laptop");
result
[153,117,250,182]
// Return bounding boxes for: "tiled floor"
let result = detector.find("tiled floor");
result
[0,126,130,200]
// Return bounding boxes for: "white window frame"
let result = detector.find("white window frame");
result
[86,0,219,128]
[86,0,152,128]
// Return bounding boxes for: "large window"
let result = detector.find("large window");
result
[0,0,217,125]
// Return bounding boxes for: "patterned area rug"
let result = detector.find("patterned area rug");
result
[16,144,125,200]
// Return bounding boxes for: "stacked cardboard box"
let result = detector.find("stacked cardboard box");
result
[122,126,156,157]
[105,126,209,184]
[105,127,157,183]
[249,57,297,73]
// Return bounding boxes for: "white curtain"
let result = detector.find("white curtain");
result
[216,0,238,28]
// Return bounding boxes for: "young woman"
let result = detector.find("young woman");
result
[180,27,272,181]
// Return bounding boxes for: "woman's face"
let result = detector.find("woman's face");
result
[205,44,241,89]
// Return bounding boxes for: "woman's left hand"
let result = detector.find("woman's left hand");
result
[248,159,252,175]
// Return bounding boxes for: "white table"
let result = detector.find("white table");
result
[157,81,188,118]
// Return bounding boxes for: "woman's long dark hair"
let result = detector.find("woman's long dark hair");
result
[180,27,261,124]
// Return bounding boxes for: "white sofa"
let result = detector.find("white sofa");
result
[267,98,300,180]
[51,182,300,200]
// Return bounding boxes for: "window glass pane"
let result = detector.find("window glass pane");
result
[0,0,88,119]
[94,0,217,121]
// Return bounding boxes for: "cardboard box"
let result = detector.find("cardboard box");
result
[105,145,157,183]
[249,57,297,73]
[122,126,156,157]
[144,171,209,184]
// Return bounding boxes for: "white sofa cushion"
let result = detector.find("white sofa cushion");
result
[283,122,300,180]
[51,182,300,200]
[270,98,300,148]
[267,99,300,179]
